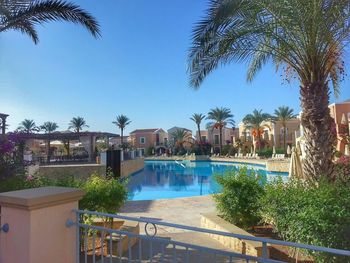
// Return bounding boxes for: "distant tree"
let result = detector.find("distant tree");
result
[171,129,192,151]
[274,106,297,153]
[243,109,272,151]
[207,107,234,154]
[18,119,39,134]
[0,0,100,44]
[68,117,88,133]
[40,121,59,161]
[112,115,131,147]
[190,113,206,144]
[40,122,58,133]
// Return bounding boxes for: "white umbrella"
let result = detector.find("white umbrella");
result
[287,145,291,155]
[238,147,242,154]
[272,146,276,155]
[289,146,304,178]
[152,149,155,155]
[345,145,349,156]
[211,147,214,154]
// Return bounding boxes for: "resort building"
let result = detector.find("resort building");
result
[196,127,238,149]
[239,118,300,150]
[129,128,168,154]
[329,100,350,154]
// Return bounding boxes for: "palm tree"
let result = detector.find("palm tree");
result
[40,122,58,133]
[243,109,272,151]
[188,1,345,178]
[171,129,191,150]
[190,113,206,144]
[112,115,131,147]
[206,107,234,154]
[68,117,88,133]
[18,119,39,133]
[0,0,100,44]
[40,121,59,161]
[274,106,297,153]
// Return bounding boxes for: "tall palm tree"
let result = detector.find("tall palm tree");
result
[188,1,345,179]
[190,113,206,144]
[40,121,58,133]
[274,106,297,153]
[18,119,39,133]
[68,117,88,133]
[243,109,272,151]
[112,115,131,147]
[207,107,234,154]
[40,121,58,161]
[0,0,100,44]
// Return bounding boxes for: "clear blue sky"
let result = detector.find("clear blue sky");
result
[1,0,349,135]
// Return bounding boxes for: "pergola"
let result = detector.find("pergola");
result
[15,131,119,163]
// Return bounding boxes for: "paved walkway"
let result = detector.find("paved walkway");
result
[94,196,244,262]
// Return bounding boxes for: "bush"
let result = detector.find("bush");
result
[260,178,350,263]
[256,147,284,158]
[190,142,212,155]
[333,155,350,184]
[0,172,128,214]
[79,174,128,213]
[214,167,265,229]
[221,145,236,156]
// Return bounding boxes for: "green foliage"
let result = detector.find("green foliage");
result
[79,174,127,213]
[256,148,284,158]
[0,173,127,214]
[221,145,236,156]
[145,146,155,156]
[214,167,265,229]
[260,178,350,263]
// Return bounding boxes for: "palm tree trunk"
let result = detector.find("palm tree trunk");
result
[198,124,202,144]
[283,124,286,154]
[121,128,124,148]
[219,127,223,155]
[300,82,336,180]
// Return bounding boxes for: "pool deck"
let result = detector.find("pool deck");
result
[145,156,290,173]
[119,195,244,261]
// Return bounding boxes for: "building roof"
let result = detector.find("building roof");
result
[129,128,164,134]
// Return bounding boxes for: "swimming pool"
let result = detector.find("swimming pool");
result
[127,160,288,201]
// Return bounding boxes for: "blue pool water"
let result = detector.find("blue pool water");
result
[127,160,288,201]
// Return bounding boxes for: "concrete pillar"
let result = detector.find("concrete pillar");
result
[0,187,84,263]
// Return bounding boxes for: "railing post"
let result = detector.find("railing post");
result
[0,187,84,263]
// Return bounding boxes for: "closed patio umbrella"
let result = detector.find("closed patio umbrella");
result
[341,113,347,125]
[272,146,276,155]
[345,145,349,156]
[289,147,304,179]
[287,145,291,156]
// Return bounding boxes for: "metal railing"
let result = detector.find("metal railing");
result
[66,210,350,263]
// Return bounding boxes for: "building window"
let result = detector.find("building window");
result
[214,135,219,144]
[140,137,146,144]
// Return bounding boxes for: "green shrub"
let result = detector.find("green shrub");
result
[260,178,350,263]
[221,145,237,156]
[256,148,284,158]
[214,167,265,229]
[79,173,127,213]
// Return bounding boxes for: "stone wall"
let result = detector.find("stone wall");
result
[265,160,290,173]
[121,158,144,178]
[38,164,106,180]
[201,213,267,257]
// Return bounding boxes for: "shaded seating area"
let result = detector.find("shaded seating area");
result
[15,131,118,165]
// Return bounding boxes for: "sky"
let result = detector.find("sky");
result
[0,0,349,136]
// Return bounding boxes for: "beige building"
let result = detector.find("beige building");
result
[196,127,239,150]
[129,128,168,154]
[239,118,300,150]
